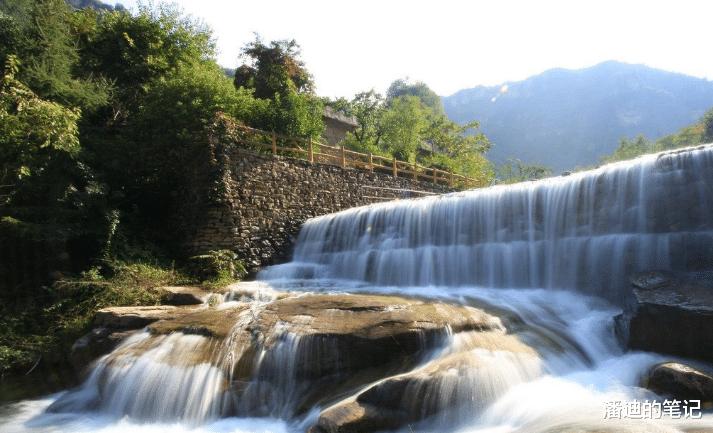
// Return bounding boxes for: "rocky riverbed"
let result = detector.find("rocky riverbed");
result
[60,281,713,433]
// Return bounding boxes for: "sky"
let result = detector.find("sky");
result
[116,0,711,99]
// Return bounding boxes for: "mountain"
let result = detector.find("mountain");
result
[442,61,713,173]
[65,0,128,14]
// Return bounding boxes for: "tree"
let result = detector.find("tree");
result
[325,79,494,181]
[235,35,313,98]
[126,61,263,190]
[8,0,110,112]
[233,35,323,140]
[387,78,445,117]
[600,134,653,163]
[326,90,387,155]
[0,55,80,204]
[78,1,216,124]
[378,95,428,162]
[0,0,31,62]
[421,116,493,179]
[495,157,553,183]
[702,107,713,144]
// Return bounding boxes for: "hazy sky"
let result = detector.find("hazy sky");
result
[117,0,711,99]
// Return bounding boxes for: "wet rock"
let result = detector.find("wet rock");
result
[308,399,404,433]
[94,305,188,329]
[147,305,250,338]
[161,286,209,305]
[69,328,138,374]
[646,362,713,402]
[253,293,504,377]
[72,290,538,430]
[614,270,713,363]
[218,293,514,418]
[311,331,541,433]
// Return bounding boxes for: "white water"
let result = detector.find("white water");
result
[4,145,713,432]
[262,145,713,304]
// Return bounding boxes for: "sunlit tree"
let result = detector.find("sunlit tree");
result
[233,35,323,140]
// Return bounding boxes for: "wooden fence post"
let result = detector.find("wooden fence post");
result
[229,124,491,191]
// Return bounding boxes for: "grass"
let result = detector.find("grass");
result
[0,250,247,376]
[0,259,192,375]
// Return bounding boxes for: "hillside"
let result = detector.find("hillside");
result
[65,0,128,13]
[442,61,713,172]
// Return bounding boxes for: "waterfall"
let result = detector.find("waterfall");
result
[5,145,713,433]
[262,144,713,304]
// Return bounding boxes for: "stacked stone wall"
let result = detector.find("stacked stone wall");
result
[183,147,453,273]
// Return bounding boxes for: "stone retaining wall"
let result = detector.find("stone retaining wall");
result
[180,147,454,273]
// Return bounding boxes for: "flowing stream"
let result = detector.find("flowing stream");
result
[3,145,713,432]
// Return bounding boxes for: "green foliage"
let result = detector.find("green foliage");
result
[495,157,554,183]
[190,249,246,280]
[600,134,653,164]
[135,63,257,138]
[250,89,324,140]
[379,95,428,162]
[420,116,493,180]
[592,104,713,166]
[328,90,387,156]
[0,55,81,203]
[387,78,445,117]
[235,35,313,98]
[126,61,261,186]
[79,1,216,123]
[0,256,191,372]
[0,344,33,372]
[325,79,494,182]
[47,259,189,333]
[0,5,23,63]
[9,0,111,111]
[233,35,324,140]
[702,107,713,144]
[598,105,713,165]
[0,2,232,375]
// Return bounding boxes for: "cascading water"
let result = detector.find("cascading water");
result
[4,145,713,433]
[262,144,713,304]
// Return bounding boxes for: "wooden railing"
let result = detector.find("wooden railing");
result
[226,125,484,189]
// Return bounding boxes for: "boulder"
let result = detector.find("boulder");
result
[69,328,138,374]
[222,293,514,417]
[161,286,210,305]
[67,290,538,430]
[308,399,404,433]
[614,270,713,363]
[70,302,209,373]
[646,362,713,402]
[310,330,541,433]
[253,293,504,376]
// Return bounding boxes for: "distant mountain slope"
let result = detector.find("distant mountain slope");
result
[442,61,713,172]
[65,0,128,13]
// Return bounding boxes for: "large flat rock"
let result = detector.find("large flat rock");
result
[69,289,539,431]
[94,305,186,329]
